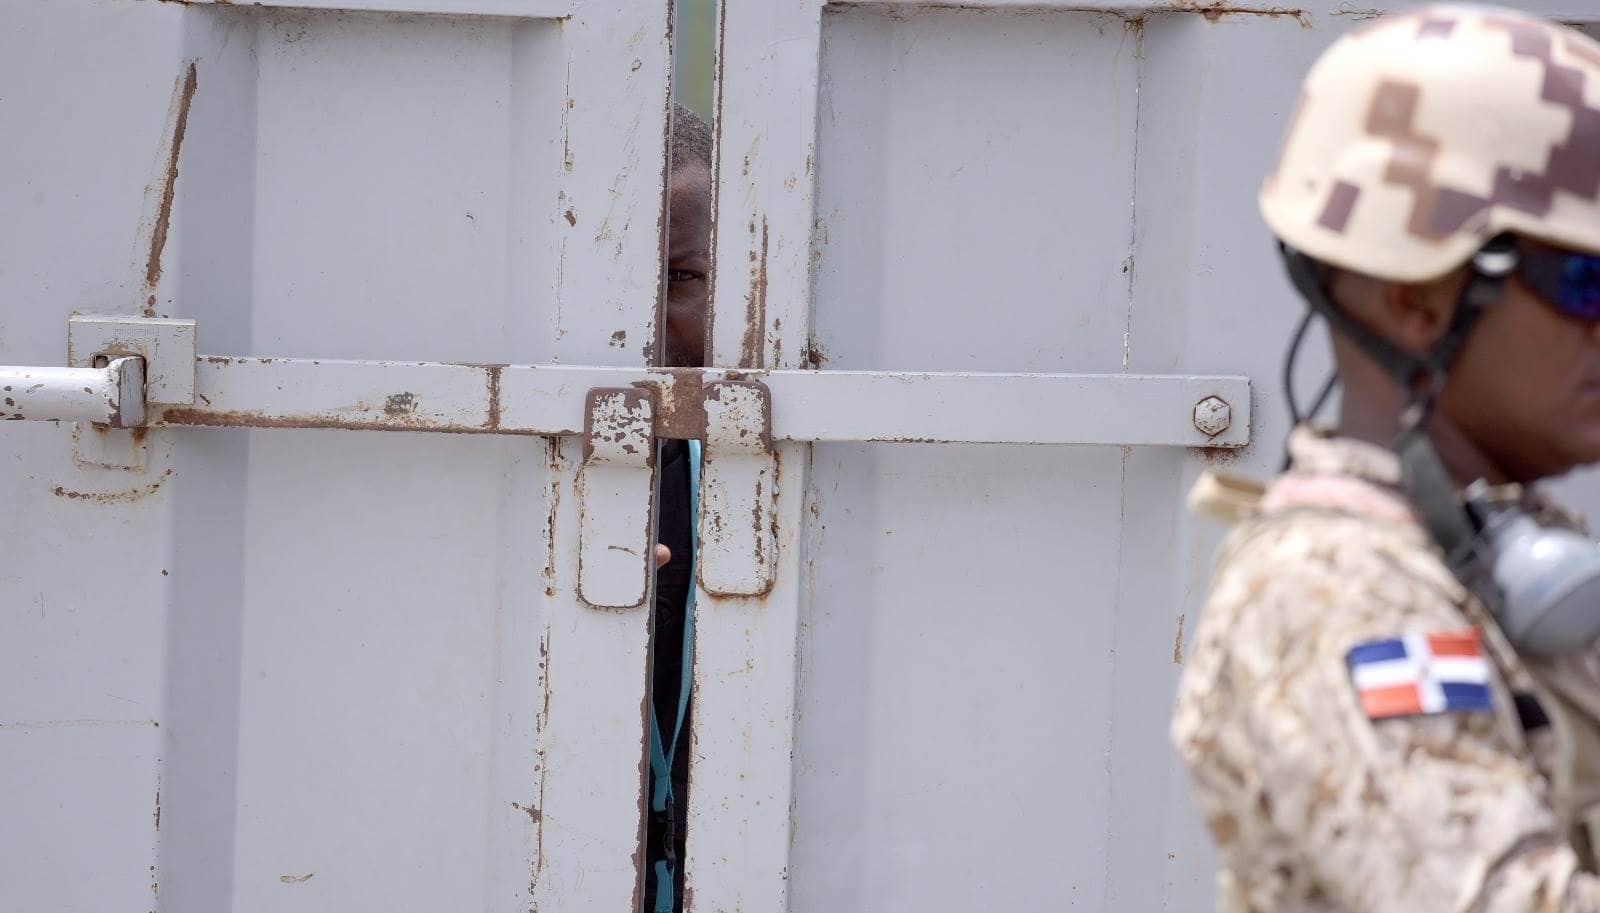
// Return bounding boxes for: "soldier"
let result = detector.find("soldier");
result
[1174,5,1600,911]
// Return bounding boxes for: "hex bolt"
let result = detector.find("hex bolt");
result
[1193,396,1232,438]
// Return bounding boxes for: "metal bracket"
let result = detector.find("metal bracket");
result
[576,387,657,610]
[68,315,196,406]
[65,315,196,469]
[698,380,776,597]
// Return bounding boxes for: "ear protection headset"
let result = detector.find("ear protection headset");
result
[1281,237,1600,656]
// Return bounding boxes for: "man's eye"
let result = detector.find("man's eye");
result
[668,270,703,283]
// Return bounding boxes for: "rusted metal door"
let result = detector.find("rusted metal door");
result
[688,2,1600,912]
[0,2,671,910]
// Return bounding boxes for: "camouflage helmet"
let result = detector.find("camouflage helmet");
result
[1261,5,1600,283]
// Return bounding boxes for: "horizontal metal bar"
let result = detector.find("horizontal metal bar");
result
[0,358,145,427]
[155,357,1248,447]
[826,0,1305,16]
[135,0,572,18]
[765,370,1249,447]
[827,0,1600,21]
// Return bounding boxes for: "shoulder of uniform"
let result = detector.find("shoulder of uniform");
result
[1199,509,1471,662]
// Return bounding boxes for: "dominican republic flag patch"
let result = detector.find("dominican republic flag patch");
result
[1345,629,1494,720]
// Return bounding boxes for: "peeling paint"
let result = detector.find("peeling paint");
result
[383,392,418,416]
[1173,613,1186,664]
[485,365,504,430]
[1330,3,1384,19]
[53,468,173,504]
[543,438,561,598]
[741,218,769,369]
[800,340,827,370]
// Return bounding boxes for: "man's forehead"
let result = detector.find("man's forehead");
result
[669,161,712,196]
[667,163,712,258]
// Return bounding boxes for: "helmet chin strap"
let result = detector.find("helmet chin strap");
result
[1277,239,1516,574]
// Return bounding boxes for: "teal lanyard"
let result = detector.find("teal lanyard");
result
[648,439,699,913]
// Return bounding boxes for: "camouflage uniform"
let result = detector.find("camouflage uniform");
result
[1174,428,1600,912]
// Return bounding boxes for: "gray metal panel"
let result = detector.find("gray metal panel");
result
[0,2,670,911]
[792,6,1321,912]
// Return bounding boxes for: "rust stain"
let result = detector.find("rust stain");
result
[543,438,561,597]
[800,340,825,369]
[534,628,551,880]
[642,368,708,440]
[143,62,198,318]
[1191,444,1248,466]
[1173,614,1186,664]
[632,687,651,913]
[484,365,504,430]
[750,477,767,568]
[157,407,544,436]
[278,873,315,884]
[703,0,730,374]
[561,63,574,174]
[1171,0,1309,26]
[54,468,173,504]
[740,218,770,369]
[511,801,542,823]
[564,208,577,227]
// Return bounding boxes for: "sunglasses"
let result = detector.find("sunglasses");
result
[1515,246,1600,321]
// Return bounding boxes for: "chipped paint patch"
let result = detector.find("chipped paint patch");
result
[383,392,418,416]
[1173,613,1186,664]
[279,873,315,884]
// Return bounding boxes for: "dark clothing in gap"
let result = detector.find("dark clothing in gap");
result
[644,439,693,913]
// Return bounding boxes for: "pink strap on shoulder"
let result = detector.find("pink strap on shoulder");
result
[1260,473,1418,526]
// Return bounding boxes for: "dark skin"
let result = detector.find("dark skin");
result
[653,160,712,570]
[662,161,711,372]
[1332,239,1600,486]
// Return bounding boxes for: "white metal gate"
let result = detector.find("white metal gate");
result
[11,2,1600,912]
